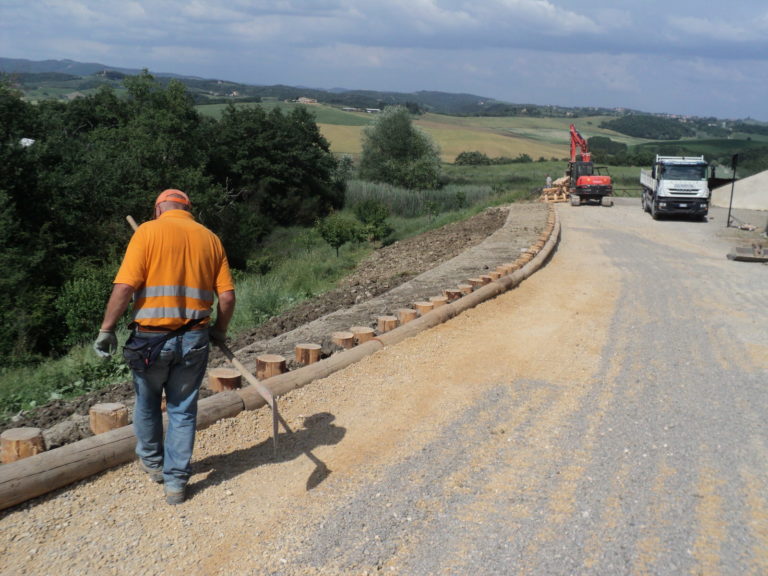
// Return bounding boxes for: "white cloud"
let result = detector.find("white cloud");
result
[668,16,760,43]
[2,0,768,119]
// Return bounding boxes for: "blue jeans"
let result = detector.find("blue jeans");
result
[130,329,209,491]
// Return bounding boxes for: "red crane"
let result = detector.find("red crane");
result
[569,124,591,163]
[566,124,613,206]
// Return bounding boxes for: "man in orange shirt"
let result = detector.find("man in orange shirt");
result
[94,189,236,505]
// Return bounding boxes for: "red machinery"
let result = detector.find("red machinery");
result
[567,124,613,206]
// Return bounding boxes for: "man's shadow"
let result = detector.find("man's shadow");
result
[189,412,345,498]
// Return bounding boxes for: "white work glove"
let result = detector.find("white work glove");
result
[93,330,118,358]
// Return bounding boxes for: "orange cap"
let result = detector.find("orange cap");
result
[155,189,190,206]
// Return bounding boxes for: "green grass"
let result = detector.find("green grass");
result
[229,226,371,334]
[0,346,130,424]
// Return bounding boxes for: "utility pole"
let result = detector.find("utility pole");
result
[726,153,738,228]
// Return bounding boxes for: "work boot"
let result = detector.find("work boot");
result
[138,460,163,483]
[165,487,186,506]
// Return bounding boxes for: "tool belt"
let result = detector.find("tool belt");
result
[123,319,204,372]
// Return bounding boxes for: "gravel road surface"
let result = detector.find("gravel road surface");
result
[1,198,766,575]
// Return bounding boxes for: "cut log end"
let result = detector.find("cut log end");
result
[350,326,376,343]
[429,295,449,308]
[413,301,434,316]
[396,308,418,325]
[256,354,288,379]
[1,427,46,463]
[295,343,322,365]
[377,316,398,333]
[207,367,242,392]
[89,403,129,435]
[331,331,356,349]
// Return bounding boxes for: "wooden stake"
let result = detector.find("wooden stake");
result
[350,325,376,343]
[377,316,398,333]
[468,278,484,289]
[295,343,322,365]
[429,295,448,308]
[331,331,355,349]
[207,367,242,392]
[1,428,45,463]
[479,275,493,284]
[396,308,418,325]
[457,283,473,295]
[443,288,463,302]
[89,403,129,435]
[256,354,288,379]
[413,301,434,316]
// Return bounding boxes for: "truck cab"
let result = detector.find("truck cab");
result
[640,155,710,220]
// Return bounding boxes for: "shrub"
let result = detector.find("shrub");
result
[316,213,363,256]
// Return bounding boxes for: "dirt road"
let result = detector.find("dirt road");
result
[2,199,766,575]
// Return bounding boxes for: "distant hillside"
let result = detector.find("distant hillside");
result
[0,57,189,79]
[0,57,631,118]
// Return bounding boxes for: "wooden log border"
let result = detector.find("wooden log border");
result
[0,205,560,511]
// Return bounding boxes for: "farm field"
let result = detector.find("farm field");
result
[195,101,641,163]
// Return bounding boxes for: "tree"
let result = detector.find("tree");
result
[358,106,441,189]
[0,74,350,361]
[316,213,362,257]
[207,104,344,227]
[353,198,393,243]
[455,151,492,166]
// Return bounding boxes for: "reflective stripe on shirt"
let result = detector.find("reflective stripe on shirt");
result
[135,285,215,302]
[133,307,212,321]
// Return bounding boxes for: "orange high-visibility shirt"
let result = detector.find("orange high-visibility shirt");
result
[114,209,235,330]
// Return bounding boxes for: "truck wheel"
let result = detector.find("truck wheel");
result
[642,196,649,213]
[651,202,659,220]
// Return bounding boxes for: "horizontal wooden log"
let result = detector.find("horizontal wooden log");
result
[0,210,561,511]
[239,340,386,408]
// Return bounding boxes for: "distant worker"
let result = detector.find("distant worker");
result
[545,175,553,188]
[93,189,236,505]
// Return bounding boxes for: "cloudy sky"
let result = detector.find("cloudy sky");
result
[2,1,767,120]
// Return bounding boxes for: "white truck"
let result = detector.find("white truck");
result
[640,155,710,220]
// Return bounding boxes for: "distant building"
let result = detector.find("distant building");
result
[298,97,318,104]
[365,108,381,114]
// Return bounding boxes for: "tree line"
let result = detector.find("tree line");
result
[0,72,345,365]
